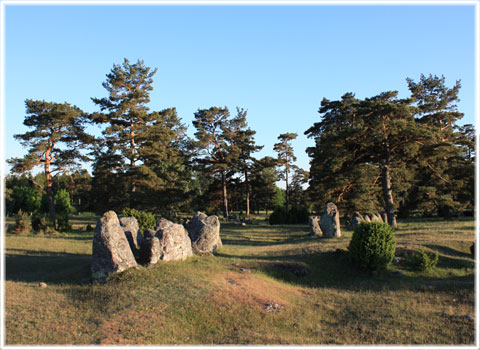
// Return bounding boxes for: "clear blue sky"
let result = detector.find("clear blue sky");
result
[3,3,477,175]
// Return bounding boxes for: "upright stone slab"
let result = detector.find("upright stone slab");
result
[349,212,364,230]
[309,216,322,237]
[187,212,222,254]
[363,215,371,223]
[91,211,138,281]
[379,210,388,224]
[120,216,141,251]
[139,237,161,266]
[156,220,193,261]
[319,202,341,238]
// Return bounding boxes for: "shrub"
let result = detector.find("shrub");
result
[55,189,73,232]
[348,222,396,270]
[14,210,32,234]
[408,250,439,271]
[269,205,309,225]
[32,213,57,235]
[120,208,156,232]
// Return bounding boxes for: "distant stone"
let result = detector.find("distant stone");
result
[39,282,47,288]
[349,212,364,230]
[119,216,141,251]
[91,211,138,281]
[363,215,371,222]
[309,216,322,236]
[319,203,341,238]
[371,213,383,223]
[241,222,247,226]
[187,212,222,254]
[379,211,388,223]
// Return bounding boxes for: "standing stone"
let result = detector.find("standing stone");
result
[320,203,341,238]
[379,210,388,223]
[363,215,371,223]
[120,217,141,251]
[156,220,193,261]
[139,236,161,266]
[187,212,222,254]
[349,212,364,230]
[309,216,322,237]
[371,213,382,223]
[91,211,137,281]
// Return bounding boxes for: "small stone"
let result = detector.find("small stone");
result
[39,282,47,288]
[466,315,473,320]
[241,222,246,226]
[264,302,284,312]
[393,257,400,264]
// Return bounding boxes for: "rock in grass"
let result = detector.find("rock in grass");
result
[187,212,222,254]
[309,216,322,237]
[140,219,193,265]
[320,202,341,238]
[155,220,193,262]
[39,282,47,288]
[120,216,141,251]
[91,211,137,281]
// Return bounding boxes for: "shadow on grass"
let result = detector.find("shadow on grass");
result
[426,244,473,260]
[6,250,91,284]
[217,249,474,293]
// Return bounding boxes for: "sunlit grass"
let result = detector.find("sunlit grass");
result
[4,215,475,345]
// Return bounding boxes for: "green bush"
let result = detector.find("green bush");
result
[408,250,439,271]
[348,222,396,270]
[120,208,156,232]
[32,213,57,235]
[14,210,32,234]
[269,205,309,225]
[55,189,73,232]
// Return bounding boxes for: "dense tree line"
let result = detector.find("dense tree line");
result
[6,59,473,229]
[6,59,295,228]
[305,74,474,223]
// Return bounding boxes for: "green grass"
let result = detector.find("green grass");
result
[4,216,475,345]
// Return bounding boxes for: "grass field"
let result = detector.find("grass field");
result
[4,215,476,345]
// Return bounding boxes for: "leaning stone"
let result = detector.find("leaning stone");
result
[187,212,222,254]
[91,211,137,281]
[320,203,341,238]
[155,220,193,261]
[309,216,322,236]
[120,217,140,251]
[363,215,371,222]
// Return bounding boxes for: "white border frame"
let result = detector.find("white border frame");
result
[0,1,478,349]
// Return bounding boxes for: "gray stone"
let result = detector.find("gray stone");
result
[187,212,222,254]
[155,220,193,261]
[379,210,388,224]
[319,203,341,238]
[349,212,364,230]
[120,216,141,250]
[139,236,161,266]
[91,211,138,281]
[371,213,383,223]
[363,215,371,222]
[309,216,322,236]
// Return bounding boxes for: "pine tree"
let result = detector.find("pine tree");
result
[91,58,158,208]
[192,106,248,218]
[273,133,297,210]
[8,100,92,228]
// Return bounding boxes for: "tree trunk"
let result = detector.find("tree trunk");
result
[245,170,250,217]
[221,171,229,218]
[381,165,397,228]
[285,165,289,210]
[44,159,57,230]
[129,123,136,208]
